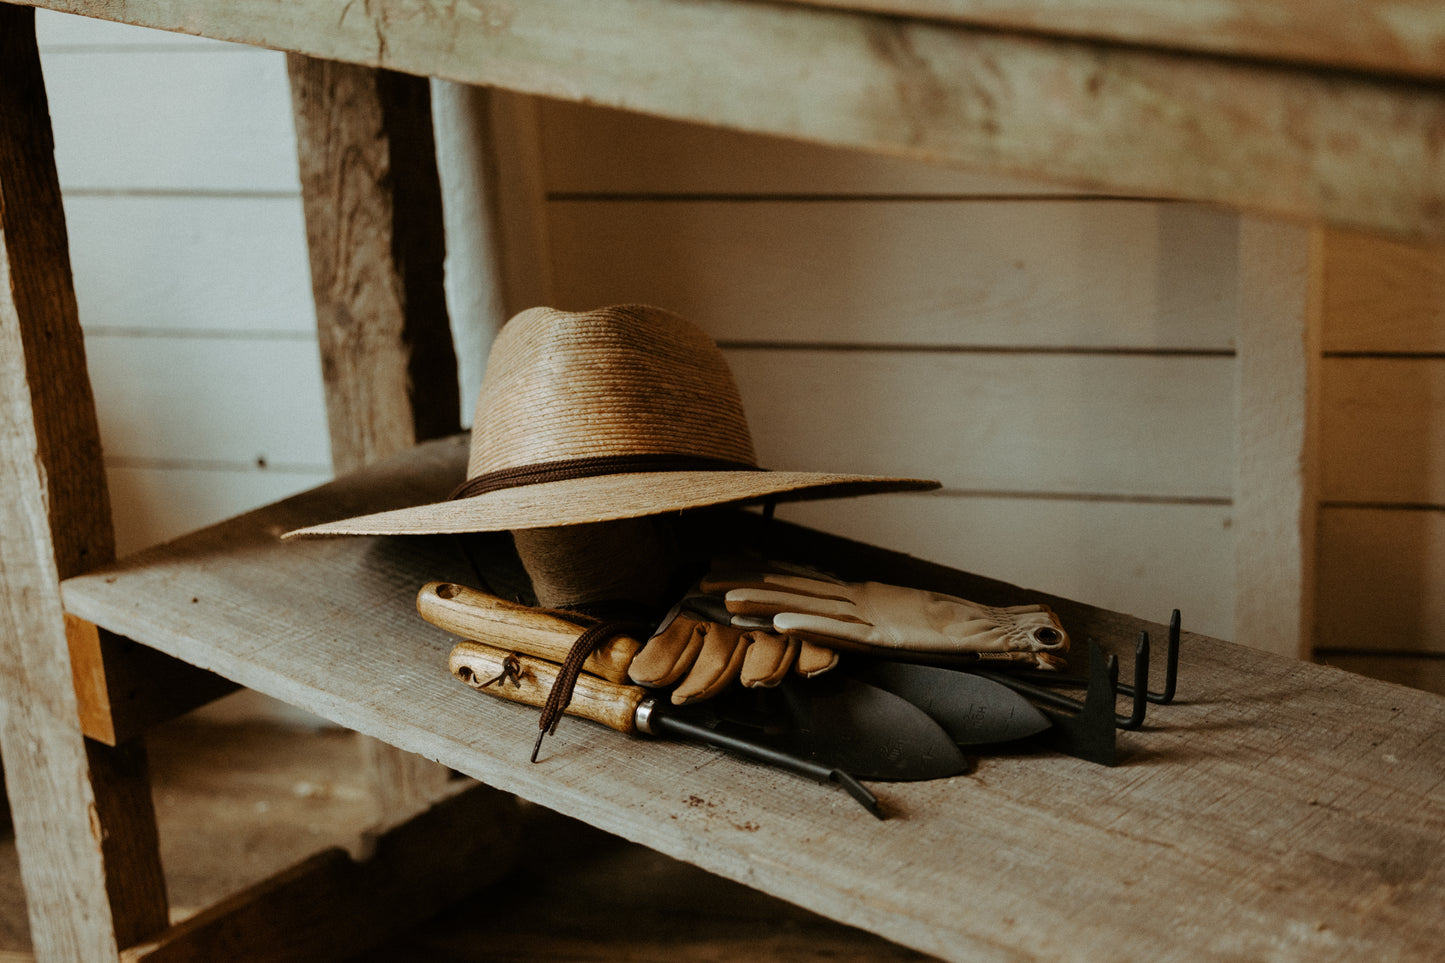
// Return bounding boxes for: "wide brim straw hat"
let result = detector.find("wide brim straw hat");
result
[286,304,938,537]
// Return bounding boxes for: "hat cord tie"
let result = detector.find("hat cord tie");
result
[532,612,651,762]
[450,452,759,501]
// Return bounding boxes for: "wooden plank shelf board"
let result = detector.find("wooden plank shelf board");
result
[61,437,1445,962]
[21,0,1445,242]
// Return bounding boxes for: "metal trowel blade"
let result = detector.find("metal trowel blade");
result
[770,675,970,782]
[856,661,1052,746]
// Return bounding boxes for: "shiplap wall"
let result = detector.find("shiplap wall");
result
[1313,230,1445,694]
[534,100,1239,639]
[35,12,333,557]
[34,11,1443,690]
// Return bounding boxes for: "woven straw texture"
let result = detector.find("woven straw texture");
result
[286,305,937,536]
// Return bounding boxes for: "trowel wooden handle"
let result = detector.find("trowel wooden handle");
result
[418,581,642,684]
[448,640,645,735]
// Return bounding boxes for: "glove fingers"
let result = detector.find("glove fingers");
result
[671,623,747,705]
[739,632,797,688]
[794,639,839,677]
[725,587,862,622]
[771,611,874,646]
[628,618,706,688]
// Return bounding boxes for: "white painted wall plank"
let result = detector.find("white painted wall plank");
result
[728,349,1236,498]
[548,199,1238,350]
[780,494,1235,639]
[66,195,312,333]
[84,334,331,467]
[41,47,299,192]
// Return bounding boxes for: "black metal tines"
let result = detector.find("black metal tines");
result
[987,609,1181,732]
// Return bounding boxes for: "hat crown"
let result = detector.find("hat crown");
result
[468,305,757,478]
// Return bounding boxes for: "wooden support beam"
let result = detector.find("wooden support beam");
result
[0,7,170,956]
[786,1,1445,82]
[67,616,239,747]
[1233,217,1321,658]
[287,54,460,475]
[23,0,1445,241]
[120,783,520,963]
[287,53,466,826]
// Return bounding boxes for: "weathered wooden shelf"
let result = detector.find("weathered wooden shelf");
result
[61,437,1445,962]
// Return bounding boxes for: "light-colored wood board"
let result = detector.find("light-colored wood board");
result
[779,492,1234,640]
[22,0,1445,240]
[65,194,313,334]
[726,349,1236,499]
[67,615,239,745]
[537,98,1087,198]
[1315,507,1445,657]
[105,463,332,559]
[40,45,299,192]
[780,1,1445,81]
[288,54,460,474]
[1,7,169,954]
[58,437,1445,962]
[1232,219,1318,658]
[84,334,331,466]
[1318,653,1445,698]
[549,199,1239,351]
[1320,357,1445,505]
[1320,227,1445,355]
[35,6,225,47]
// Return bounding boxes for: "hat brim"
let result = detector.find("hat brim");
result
[283,470,939,538]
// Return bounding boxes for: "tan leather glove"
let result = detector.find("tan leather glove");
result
[627,592,838,705]
[706,568,1069,670]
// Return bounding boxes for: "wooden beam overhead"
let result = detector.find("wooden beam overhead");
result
[21,0,1445,241]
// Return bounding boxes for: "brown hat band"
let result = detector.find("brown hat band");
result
[448,453,760,502]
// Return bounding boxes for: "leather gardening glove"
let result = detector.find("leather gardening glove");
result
[627,592,839,705]
[705,566,1070,670]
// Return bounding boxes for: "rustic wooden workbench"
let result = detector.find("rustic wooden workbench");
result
[4,2,1445,961]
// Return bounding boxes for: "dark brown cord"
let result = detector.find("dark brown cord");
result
[449,453,759,501]
[531,617,648,762]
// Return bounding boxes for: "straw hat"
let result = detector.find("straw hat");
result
[285,304,938,537]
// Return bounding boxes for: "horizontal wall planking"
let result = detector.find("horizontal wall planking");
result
[1315,507,1445,657]
[549,200,1239,350]
[537,98,1093,198]
[65,194,312,334]
[1320,227,1445,354]
[779,492,1234,640]
[726,349,1236,499]
[40,47,300,192]
[106,463,333,557]
[1315,654,1445,698]
[36,7,228,48]
[1320,357,1445,505]
[84,333,331,466]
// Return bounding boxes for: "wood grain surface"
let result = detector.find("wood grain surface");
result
[20,0,1445,239]
[60,437,1445,962]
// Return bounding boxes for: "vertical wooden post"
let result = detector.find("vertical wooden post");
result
[429,82,553,420]
[1234,217,1321,658]
[287,54,464,824]
[0,7,170,957]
